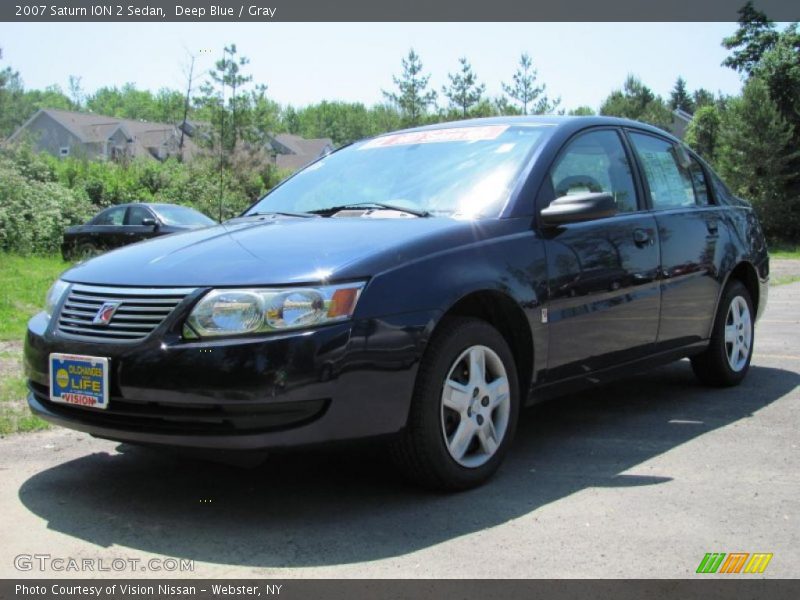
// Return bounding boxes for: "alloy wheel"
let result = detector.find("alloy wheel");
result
[440,344,511,468]
[725,295,752,372]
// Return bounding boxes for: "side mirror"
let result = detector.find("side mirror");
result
[540,192,617,226]
[141,217,158,229]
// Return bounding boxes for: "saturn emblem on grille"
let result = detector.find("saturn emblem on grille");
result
[92,301,121,326]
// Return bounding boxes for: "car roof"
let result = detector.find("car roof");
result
[381,115,682,146]
[101,202,186,210]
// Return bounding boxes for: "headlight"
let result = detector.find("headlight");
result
[44,280,69,319]
[185,282,366,337]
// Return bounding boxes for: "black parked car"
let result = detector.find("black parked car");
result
[61,203,216,260]
[27,117,769,490]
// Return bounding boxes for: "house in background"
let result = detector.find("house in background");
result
[670,108,693,140]
[267,133,334,171]
[8,109,200,162]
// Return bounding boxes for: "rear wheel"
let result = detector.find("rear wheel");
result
[691,280,754,387]
[389,317,520,490]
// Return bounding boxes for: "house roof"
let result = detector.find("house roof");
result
[270,133,333,170]
[273,133,332,154]
[11,108,200,159]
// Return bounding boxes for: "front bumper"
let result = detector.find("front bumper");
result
[25,309,437,450]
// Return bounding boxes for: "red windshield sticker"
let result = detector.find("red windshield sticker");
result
[360,125,509,149]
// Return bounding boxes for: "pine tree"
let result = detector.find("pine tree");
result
[382,49,437,126]
[501,53,559,115]
[669,77,694,112]
[722,2,779,76]
[443,57,485,118]
[717,77,799,240]
[196,44,253,154]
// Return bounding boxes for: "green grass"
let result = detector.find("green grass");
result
[0,374,46,435]
[773,275,800,286]
[770,246,800,260]
[0,254,70,433]
[0,254,73,341]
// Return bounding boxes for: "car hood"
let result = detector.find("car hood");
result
[62,216,472,287]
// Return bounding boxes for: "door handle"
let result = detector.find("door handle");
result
[633,228,652,246]
[706,221,719,234]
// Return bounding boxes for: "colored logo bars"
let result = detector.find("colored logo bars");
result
[696,552,773,574]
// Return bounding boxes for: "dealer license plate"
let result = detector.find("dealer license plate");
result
[49,353,109,410]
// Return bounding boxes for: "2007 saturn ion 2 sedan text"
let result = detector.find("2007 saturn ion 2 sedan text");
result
[26,117,769,490]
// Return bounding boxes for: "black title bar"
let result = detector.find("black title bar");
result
[3,580,800,600]
[3,0,800,22]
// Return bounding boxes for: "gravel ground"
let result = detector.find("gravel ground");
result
[0,282,797,579]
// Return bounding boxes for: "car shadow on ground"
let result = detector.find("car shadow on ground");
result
[17,361,800,568]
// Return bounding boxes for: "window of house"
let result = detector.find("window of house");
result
[59,147,70,157]
[629,132,701,209]
[549,129,638,213]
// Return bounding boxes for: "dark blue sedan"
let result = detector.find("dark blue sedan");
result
[26,117,769,490]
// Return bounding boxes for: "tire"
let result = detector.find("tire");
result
[389,317,520,491]
[73,243,101,262]
[691,280,755,387]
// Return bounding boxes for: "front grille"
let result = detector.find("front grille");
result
[57,284,195,342]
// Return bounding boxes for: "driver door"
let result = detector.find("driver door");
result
[540,128,661,382]
[123,205,160,243]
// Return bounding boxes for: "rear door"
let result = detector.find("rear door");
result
[540,128,661,381]
[626,131,721,350]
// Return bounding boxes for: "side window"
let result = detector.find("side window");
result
[629,132,701,209]
[687,157,710,206]
[550,130,638,213]
[127,206,154,225]
[94,206,126,226]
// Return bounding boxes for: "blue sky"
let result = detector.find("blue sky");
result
[0,22,745,111]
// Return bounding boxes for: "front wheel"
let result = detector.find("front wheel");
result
[389,317,520,490]
[691,280,755,387]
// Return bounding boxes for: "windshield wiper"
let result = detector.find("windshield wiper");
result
[240,211,319,219]
[309,202,431,218]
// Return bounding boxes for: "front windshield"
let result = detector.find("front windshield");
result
[246,124,550,218]
[154,205,216,227]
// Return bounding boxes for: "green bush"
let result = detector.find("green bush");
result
[0,143,295,255]
[0,154,94,254]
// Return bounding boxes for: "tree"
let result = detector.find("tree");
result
[178,52,196,159]
[669,76,694,112]
[383,49,437,126]
[717,77,799,240]
[721,3,800,242]
[600,75,672,130]
[282,105,300,134]
[68,75,84,108]
[84,84,184,123]
[753,26,800,130]
[568,106,596,116]
[442,57,485,118]
[196,44,255,153]
[722,2,780,76]
[685,105,722,162]
[692,88,717,110]
[493,95,522,116]
[0,54,26,137]
[501,53,559,115]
